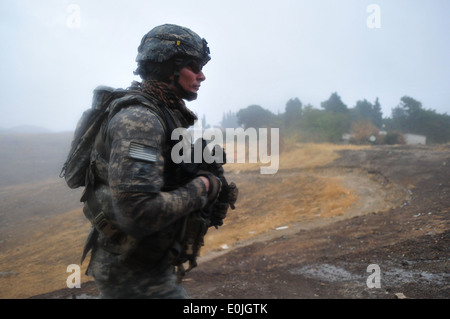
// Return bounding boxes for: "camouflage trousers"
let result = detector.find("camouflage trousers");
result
[87,245,187,299]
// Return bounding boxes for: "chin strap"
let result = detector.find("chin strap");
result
[174,81,197,101]
[171,57,198,101]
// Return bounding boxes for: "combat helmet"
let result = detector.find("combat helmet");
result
[136,24,210,65]
[134,24,210,100]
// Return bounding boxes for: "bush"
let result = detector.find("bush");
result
[350,120,380,144]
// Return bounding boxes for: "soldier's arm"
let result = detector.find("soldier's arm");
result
[106,105,208,239]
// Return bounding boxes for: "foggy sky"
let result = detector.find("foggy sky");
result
[1,0,449,132]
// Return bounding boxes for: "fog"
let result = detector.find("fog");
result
[1,0,449,132]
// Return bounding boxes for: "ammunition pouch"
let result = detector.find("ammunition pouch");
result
[80,188,134,264]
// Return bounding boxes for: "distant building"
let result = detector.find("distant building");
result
[404,133,426,145]
[342,133,353,143]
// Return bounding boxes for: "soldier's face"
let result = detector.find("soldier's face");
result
[176,64,206,96]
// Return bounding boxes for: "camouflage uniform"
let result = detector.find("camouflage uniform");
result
[84,80,208,299]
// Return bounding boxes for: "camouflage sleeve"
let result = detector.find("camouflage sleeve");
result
[106,104,208,239]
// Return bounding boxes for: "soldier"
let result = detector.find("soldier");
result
[80,24,238,299]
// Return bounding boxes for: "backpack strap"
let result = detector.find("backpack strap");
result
[98,91,173,162]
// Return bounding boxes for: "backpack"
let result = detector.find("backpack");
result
[60,86,129,189]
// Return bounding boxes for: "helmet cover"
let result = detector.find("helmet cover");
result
[136,24,211,65]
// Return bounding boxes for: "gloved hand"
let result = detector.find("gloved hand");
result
[209,201,228,227]
[209,181,239,227]
[196,170,221,205]
[225,182,238,209]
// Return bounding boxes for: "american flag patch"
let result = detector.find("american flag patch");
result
[128,142,157,162]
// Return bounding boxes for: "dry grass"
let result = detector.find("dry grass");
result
[202,172,357,255]
[0,209,91,299]
[202,142,367,254]
[226,142,368,173]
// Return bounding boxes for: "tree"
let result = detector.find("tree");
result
[280,98,303,138]
[389,95,450,144]
[373,98,383,128]
[284,98,302,127]
[320,92,350,136]
[236,105,278,129]
[220,111,239,129]
[391,96,423,132]
[399,96,423,117]
[201,114,210,129]
[299,107,348,143]
[321,92,348,114]
[351,98,383,128]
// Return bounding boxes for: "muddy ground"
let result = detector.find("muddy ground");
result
[33,144,450,299]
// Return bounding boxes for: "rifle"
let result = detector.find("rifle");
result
[174,138,238,280]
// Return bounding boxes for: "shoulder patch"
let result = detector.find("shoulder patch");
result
[128,142,157,162]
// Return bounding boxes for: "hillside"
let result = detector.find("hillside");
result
[0,132,73,187]
[0,133,449,299]
[0,132,87,298]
